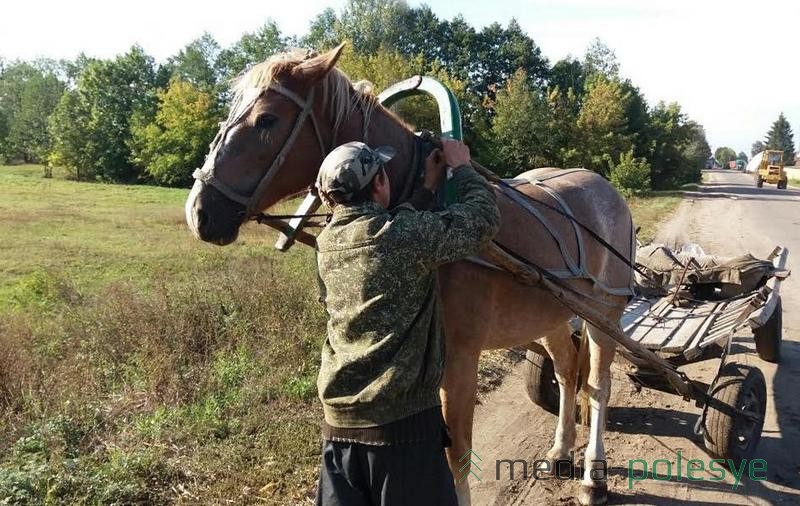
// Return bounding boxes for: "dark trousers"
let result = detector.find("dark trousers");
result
[315,439,458,506]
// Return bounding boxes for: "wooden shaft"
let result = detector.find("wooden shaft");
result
[482,242,695,399]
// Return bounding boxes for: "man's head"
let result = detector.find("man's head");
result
[316,141,394,208]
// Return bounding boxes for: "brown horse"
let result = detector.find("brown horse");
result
[185,44,634,505]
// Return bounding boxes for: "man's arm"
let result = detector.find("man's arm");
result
[405,140,501,266]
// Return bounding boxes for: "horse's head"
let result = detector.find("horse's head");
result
[185,44,348,245]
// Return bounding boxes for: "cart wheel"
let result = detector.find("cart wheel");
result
[524,350,559,415]
[753,297,782,362]
[703,363,766,465]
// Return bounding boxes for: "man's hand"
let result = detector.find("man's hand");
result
[422,148,447,192]
[441,139,471,171]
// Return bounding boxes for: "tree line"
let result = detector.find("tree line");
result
[0,0,711,192]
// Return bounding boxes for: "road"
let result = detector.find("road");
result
[470,169,800,505]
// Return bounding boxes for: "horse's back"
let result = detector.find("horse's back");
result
[492,167,634,297]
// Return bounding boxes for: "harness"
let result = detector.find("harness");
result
[193,82,328,218]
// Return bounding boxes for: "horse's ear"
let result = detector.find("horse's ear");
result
[292,43,346,83]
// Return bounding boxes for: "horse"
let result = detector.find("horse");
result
[185,44,634,506]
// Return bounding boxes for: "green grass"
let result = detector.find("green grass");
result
[0,165,682,504]
[628,193,682,244]
[1,165,324,505]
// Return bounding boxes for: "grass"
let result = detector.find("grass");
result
[0,164,681,504]
[627,193,682,244]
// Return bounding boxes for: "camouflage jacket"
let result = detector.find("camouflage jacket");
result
[315,166,501,428]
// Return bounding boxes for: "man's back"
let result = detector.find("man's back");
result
[316,166,500,429]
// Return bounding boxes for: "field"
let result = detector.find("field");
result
[0,165,680,504]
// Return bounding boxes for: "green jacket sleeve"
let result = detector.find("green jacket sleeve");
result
[401,165,501,267]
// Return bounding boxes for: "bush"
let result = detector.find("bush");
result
[609,149,651,196]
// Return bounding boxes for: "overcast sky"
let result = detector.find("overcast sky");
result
[2,0,798,154]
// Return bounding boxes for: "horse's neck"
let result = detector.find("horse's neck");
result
[331,98,418,202]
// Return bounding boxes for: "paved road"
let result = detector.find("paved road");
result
[470,169,800,505]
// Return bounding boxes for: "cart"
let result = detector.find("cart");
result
[524,246,789,464]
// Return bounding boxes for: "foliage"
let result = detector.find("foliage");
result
[714,146,737,166]
[489,69,550,175]
[129,79,222,186]
[48,45,157,182]
[751,140,766,156]
[609,149,651,196]
[583,37,620,78]
[164,33,222,91]
[0,60,64,163]
[737,151,748,162]
[764,112,796,166]
[217,21,288,79]
[646,102,703,189]
[577,75,631,175]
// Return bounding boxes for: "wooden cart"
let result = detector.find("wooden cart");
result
[524,246,789,464]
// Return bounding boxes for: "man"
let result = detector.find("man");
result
[314,138,500,505]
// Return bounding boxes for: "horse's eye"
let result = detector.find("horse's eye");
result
[255,113,277,130]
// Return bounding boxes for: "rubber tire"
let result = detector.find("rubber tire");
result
[753,297,782,362]
[703,363,767,466]
[777,180,787,189]
[755,176,763,188]
[524,350,560,415]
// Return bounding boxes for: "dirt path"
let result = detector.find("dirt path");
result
[470,170,800,505]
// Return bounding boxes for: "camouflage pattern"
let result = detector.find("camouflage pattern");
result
[315,141,396,204]
[316,166,501,428]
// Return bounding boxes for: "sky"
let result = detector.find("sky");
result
[2,0,798,155]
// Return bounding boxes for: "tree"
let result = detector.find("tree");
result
[584,38,620,79]
[0,60,64,163]
[577,76,631,175]
[683,121,711,178]
[165,33,222,91]
[545,85,580,168]
[490,69,550,175]
[751,140,765,156]
[647,102,703,188]
[609,150,650,196]
[130,79,222,186]
[549,57,586,104]
[737,151,748,162]
[764,112,796,166]
[217,21,288,79]
[714,146,737,166]
[49,45,157,181]
[303,8,340,50]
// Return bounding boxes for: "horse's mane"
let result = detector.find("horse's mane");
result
[230,48,387,136]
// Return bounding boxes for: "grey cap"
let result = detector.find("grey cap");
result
[316,141,395,204]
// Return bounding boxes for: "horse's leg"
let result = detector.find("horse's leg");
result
[579,323,616,506]
[441,346,480,506]
[539,326,578,473]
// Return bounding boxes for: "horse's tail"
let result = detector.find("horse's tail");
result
[577,321,591,426]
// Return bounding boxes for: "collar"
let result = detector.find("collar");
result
[331,200,386,220]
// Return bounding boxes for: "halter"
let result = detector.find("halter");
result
[192,82,328,217]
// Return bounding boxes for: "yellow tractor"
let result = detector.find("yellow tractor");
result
[754,150,788,189]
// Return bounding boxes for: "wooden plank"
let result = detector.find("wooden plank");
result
[625,300,676,344]
[621,298,656,333]
[638,308,686,349]
[662,302,719,353]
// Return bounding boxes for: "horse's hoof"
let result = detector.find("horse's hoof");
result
[578,482,608,505]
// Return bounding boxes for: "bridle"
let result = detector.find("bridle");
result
[192,82,328,218]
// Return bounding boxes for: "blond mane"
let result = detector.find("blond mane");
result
[230,49,381,138]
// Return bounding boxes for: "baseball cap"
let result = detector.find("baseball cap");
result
[316,141,395,204]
